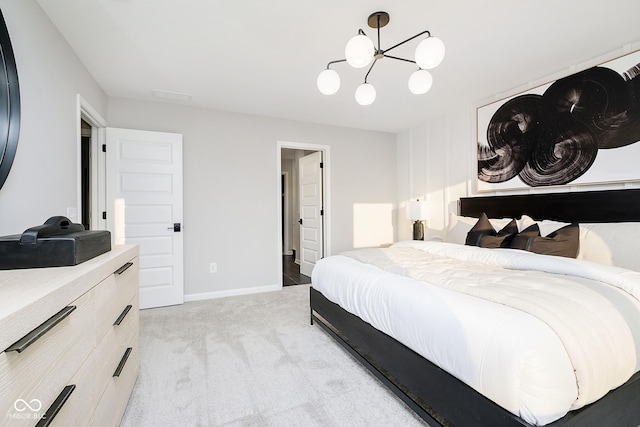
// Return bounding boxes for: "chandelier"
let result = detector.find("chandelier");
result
[316,11,445,106]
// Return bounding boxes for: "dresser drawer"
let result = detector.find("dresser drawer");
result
[95,293,139,400]
[94,333,139,427]
[0,289,95,425]
[96,257,138,341]
[46,350,95,427]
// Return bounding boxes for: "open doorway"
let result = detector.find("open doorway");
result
[281,148,314,286]
[277,141,330,287]
[77,95,107,231]
[80,119,91,229]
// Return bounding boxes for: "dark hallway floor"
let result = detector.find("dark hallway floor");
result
[282,255,311,286]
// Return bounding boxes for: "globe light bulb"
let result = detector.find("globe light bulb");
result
[414,36,445,70]
[408,69,433,95]
[355,83,376,105]
[317,69,341,95]
[345,34,374,69]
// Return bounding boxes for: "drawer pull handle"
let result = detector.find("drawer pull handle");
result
[114,261,133,275]
[4,306,77,353]
[35,384,76,427]
[113,347,133,377]
[114,305,133,326]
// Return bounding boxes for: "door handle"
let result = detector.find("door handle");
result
[168,223,181,232]
[5,306,77,353]
[298,219,303,225]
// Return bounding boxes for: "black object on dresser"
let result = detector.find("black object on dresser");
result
[0,216,111,269]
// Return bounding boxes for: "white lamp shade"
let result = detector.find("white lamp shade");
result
[408,69,433,95]
[407,200,429,220]
[414,36,445,70]
[345,34,374,68]
[317,69,341,95]
[355,83,376,105]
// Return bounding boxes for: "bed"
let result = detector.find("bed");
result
[309,188,640,427]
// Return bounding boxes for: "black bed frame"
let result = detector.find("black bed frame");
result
[310,188,640,427]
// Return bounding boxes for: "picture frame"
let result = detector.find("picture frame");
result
[476,49,640,192]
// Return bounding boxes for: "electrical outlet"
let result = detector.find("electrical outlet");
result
[209,262,217,273]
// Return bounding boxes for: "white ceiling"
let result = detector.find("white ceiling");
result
[38,0,640,133]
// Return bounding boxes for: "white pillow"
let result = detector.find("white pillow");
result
[444,213,513,245]
[538,219,571,237]
[577,223,640,271]
[518,214,537,231]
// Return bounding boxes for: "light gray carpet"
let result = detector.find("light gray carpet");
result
[120,284,429,427]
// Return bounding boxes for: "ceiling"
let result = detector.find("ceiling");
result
[38,0,640,133]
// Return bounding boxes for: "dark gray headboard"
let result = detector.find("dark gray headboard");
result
[459,189,640,223]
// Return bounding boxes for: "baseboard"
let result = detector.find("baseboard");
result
[184,283,282,302]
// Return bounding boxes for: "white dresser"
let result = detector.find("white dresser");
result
[0,245,139,426]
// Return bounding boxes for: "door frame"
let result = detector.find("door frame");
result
[277,141,331,284]
[76,95,107,230]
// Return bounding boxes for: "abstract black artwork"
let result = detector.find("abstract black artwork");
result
[477,50,640,192]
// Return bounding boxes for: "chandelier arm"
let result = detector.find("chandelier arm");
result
[326,59,347,69]
[363,58,378,83]
[384,30,431,54]
[376,15,382,52]
[383,54,417,65]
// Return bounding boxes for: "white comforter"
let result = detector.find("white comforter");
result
[311,241,640,426]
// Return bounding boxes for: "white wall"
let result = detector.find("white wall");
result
[0,1,107,235]
[397,42,640,241]
[396,111,473,241]
[106,97,396,299]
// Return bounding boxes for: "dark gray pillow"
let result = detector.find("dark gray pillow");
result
[479,219,519,248]
[465,213,519,248]
[513,223,541,239]
[510,223,579,258]
[510,223,541,250]
[465,213,494,246]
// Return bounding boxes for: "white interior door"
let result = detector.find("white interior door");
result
[299,151,323,276]
[106,127,184,309]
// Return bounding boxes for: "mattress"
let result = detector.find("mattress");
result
[311,240,640,426]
